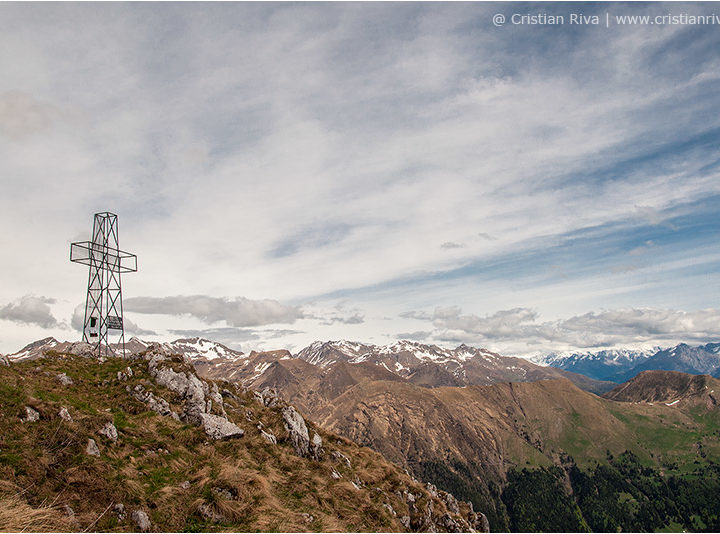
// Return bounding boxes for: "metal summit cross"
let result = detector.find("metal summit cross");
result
[70,212,137,358]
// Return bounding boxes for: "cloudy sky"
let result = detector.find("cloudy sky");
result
[1,3,719,357]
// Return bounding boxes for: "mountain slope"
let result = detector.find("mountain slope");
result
[603,370,720,407]
[0,346,487,532]
[306,375,720,530]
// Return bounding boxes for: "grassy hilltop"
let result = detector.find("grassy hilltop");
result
[0,348,485,532]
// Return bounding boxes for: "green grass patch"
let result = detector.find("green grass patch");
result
[112,409,134,430]
[0,382,25,405]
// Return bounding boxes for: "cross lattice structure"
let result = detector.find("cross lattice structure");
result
[70,212,137,358]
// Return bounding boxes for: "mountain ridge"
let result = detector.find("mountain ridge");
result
[0,342,488,532]
[534,342,720,382]
[603,369,720,407]
[6,337,616,395]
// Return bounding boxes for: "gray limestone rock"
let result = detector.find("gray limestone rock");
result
[183,374,208,424]
[282,406,310,457]
[117,366,133,381]
[86,438,100,457]
[311,432,323,460]
[66,342,100,358]
[57,372,74,386]
[199,413,244,440]
[22,406,40,423]
[439,513,463,532]
[98,422,118,442]
[256,386,280,408]
[58,407,73,422]
[148,359,210,424]
[131,510,151,532]
[129,384,179,420]
[151,364,190,395]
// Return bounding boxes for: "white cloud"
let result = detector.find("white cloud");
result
[407,306,720,354]
[123,295,302,327]
[0,295,59,328]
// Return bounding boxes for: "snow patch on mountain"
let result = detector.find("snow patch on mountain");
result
[168,337,245,361]
[8,337,59,361]
[534,347,660,367]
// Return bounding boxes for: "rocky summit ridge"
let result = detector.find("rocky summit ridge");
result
[0,341,488,532]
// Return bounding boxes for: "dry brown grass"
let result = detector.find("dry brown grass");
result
[0,493,72,532]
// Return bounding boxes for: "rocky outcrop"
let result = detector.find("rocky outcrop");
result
[282,406,310,457]
[21,406,40,423]
[147,353,217,424]
[254,386,280,408]
[199,413,244,440]
[208,382,226,417]
[86,438,100,457]
[117,366,133,381]
[58,407,73,422]
[468,507,491,533]
[65,342,99,358]
[441,491,459,514]
[98,422,118,442]
[129,384,179,420]
[131,510,151,532]
[311,432,323,460]
[56,372,74,386]
[142,348,244,441]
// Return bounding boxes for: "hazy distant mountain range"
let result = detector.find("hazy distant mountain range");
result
[534,343,720,382]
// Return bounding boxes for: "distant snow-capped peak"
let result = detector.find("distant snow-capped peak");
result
[534,347,660,367]
[295,339,499,368]
[8,337,59,361]
[167,337,245,361]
